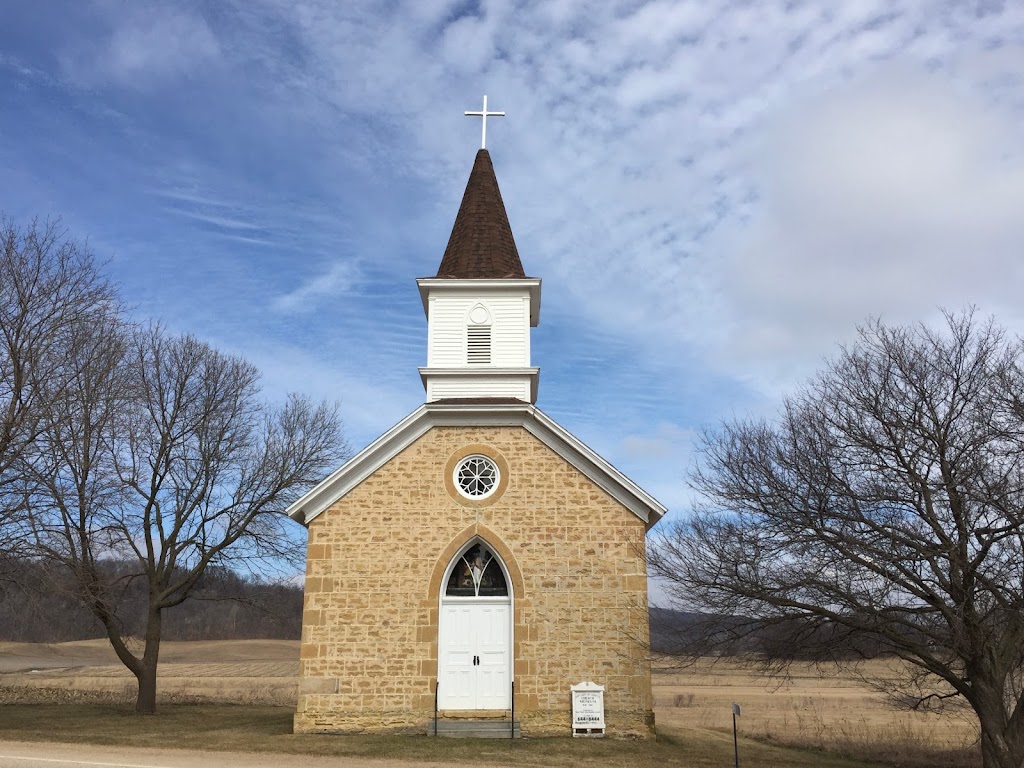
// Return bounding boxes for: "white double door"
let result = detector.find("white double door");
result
[438,598,511,710]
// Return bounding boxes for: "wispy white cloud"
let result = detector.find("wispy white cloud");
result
[0,53,57,86]
[6,0,1024,524]
[60,6,221,88]
[236,339,420,448]
[272,262,362,314]
[621,423,696,462]
[168,209,265,233]
[718,64,1024,390]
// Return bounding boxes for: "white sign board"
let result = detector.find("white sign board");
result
[571,681,605,736]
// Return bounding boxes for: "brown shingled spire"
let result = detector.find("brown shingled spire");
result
[436,149,526,279]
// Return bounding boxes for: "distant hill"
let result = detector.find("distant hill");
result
[0,560,302,642]
[648,606,721,654]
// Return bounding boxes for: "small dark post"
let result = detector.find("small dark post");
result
[433,681,439,737]
[732,703,741,768]
[510,680,515,740]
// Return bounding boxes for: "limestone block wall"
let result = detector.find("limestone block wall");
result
[294,425,654,737]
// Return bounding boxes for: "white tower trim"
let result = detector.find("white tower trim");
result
[418,278,541,403]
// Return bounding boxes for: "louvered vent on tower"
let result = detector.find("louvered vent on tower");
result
[467,326,491,364]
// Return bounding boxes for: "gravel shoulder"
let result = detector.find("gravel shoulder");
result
[0,739,472,768]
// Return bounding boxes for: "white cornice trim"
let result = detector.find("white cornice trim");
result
[286,402,667,530]
[419,368,540,403]
[418,367,540,376]
[286,405,431,524]
[416,278,541,325]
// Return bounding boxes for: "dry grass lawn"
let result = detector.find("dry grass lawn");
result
[0,640,983,767]
[0,703,877,768]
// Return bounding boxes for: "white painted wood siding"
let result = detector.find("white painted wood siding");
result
[427,376,531,402]
[427,290,530,367]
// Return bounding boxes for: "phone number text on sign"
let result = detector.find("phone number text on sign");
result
[571,681,606,733]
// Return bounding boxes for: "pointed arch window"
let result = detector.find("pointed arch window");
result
[445,542,509,597]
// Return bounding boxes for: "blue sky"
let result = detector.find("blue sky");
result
[3,1,1024,522]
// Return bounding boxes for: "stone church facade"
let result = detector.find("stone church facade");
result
[289,148,665,738]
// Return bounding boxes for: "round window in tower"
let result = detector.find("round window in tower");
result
[454,454,500,499]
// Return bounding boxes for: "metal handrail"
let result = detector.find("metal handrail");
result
[434,680,439,737]
[510,680,515,740]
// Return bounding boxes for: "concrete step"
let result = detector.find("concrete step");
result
[427,719,521,738]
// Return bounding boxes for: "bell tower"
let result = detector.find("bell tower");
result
[291,98,666,739]
[417,148,541,403]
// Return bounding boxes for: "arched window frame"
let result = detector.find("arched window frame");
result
[442,539,511,599]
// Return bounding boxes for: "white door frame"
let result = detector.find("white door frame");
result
[437,539,514,710]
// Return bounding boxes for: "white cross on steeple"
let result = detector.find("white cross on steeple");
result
[464,95,505,150]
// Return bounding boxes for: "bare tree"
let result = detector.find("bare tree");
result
[649,311,1024,768]
[0,218,118,577]
[31,325,347,714]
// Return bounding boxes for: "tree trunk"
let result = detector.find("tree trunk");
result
[979,731,1022,768]
[973,682,1024,768]
[134,606,162,715]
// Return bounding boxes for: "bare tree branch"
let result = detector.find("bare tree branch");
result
[0,216,119,582]
[30,322,348,713]
[649,309,1024,768]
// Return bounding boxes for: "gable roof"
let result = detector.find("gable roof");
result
[435,149,527,279]
[287,401,667,530]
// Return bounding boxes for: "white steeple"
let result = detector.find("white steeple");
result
[417,149,541,403]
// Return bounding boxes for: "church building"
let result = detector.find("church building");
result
[288,126,666,737]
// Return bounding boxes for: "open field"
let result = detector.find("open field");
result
[0,640,982,767]
[653,657,979,767]
[0,639,299,705]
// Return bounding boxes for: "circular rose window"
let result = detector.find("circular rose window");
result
[454,455,500,499]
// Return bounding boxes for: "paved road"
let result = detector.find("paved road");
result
[0,741,482,768]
